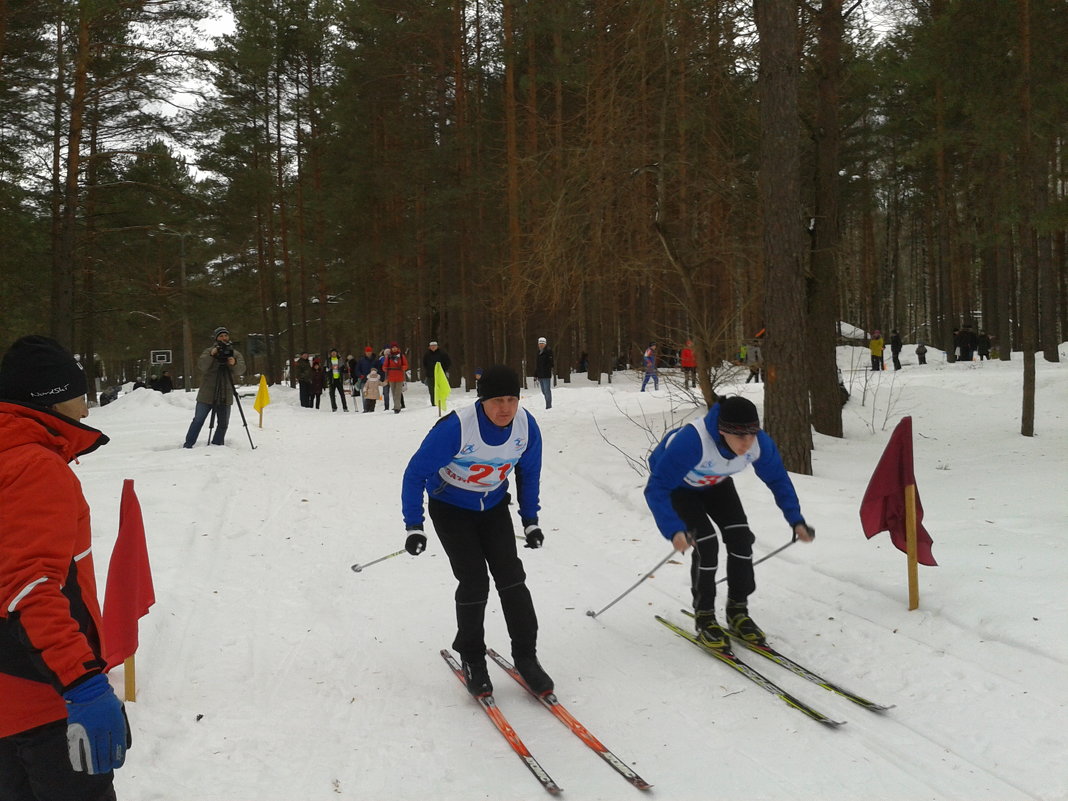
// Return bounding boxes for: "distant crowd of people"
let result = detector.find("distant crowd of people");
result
[868,324,994,371]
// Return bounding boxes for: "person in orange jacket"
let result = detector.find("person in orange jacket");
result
[382,342,409,414]
[0,335,130,799]
[680,339,697,388]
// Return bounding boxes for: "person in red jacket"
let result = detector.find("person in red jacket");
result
[0,335,130,800]
[382,342,409,414]
[680,339,697,389]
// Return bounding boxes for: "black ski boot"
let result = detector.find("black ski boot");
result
[462,656,493,697]
[694,611,731,651]
[514,655,554,695]
[726,600,766,645]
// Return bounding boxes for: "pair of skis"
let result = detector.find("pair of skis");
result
[441,648,652,795]
[657,610,893,727]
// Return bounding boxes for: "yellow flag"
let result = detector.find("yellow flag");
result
[434,362,451,414]
[253,375,271,413]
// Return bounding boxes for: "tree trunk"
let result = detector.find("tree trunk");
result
[754,0,811,473]
[807,0,844,438]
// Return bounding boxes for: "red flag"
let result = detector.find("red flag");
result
[859,416,937,566]
[101,479,156,670]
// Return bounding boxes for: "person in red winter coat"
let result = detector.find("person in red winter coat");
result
[680,340,697,388]
[0,335,131,800]
[382,343,409,414]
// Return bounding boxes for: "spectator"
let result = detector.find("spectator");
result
[0,335,131,798]
[182,326,246,448]
[310,358,324,409]
[326,348,349,412]
[869,330,885,372]
[295,352,313,408]
[534,337,554,409]
[641,343,659,391]
[744,340,763,384]
[152,369,174,393]
[423,341,452,406]
[680,340,697,388]
[383,343,408,414]
[977,331,991,361]
[890,330,903,371]
[347,353,359,397]
[959,325,978,362]
[915,341,928,366]
[362,368,382,412]
[355,347,377,411]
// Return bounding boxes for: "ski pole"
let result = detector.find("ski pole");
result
[715,527,812,584]
[586,549,677,619]
[351,549,406,573]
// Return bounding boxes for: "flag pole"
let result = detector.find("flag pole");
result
[905,483,919,610]
[124,655,136,701]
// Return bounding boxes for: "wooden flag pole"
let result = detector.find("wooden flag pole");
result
[258,409,263,428]
[904,483,919,610]
[124,655,137,702]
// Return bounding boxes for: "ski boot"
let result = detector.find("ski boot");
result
[514,655,554,695]
[461,656,493,697]
[726,600,766,645]
[694,611,731,651]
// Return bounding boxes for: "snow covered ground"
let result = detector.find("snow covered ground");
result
[79,345,1068,801]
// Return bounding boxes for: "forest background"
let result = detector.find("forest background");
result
[1,0,1065,472]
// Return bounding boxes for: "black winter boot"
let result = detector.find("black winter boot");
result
[694,611,730,651]
[726,599,766,645]
[462,657,493,697]
[514,656,554,695]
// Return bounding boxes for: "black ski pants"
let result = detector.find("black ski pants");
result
[0,721,116,801]
[670,478,756,614]
[428,496,538,662]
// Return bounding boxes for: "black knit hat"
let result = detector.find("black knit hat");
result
[477,365,521,400]
[0,335,88,406]
[717,396,760,435]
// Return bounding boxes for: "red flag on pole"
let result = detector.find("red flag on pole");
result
[859,416,938,566]
[102,479,156,670]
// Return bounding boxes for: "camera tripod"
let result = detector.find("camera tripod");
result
[206,358,256,449]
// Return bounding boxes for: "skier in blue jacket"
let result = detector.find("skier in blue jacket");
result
[401,364,552,697]
[644,396,814,650]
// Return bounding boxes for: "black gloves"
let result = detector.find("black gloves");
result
[521,518,544,549]
[405,527,427,555]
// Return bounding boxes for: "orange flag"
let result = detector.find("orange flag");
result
[102,479,156,670]
[859,416,937,566]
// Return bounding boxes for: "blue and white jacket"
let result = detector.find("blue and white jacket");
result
[644,403,804,540]
[402,402,542,527]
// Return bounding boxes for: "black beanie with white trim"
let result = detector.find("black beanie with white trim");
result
[0,335,88,406]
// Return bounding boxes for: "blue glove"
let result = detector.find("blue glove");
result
[405,527,427,555]
[63,673,130,774]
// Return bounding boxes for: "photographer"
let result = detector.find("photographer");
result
[182,326,246,448]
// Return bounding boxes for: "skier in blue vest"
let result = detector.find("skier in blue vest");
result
[401,364,552,697]
[644,396,814,650]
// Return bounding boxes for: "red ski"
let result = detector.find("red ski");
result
[488,648,652,791]
[440,649,562,795]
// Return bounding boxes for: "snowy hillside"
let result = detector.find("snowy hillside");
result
[78,346,1068,801]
